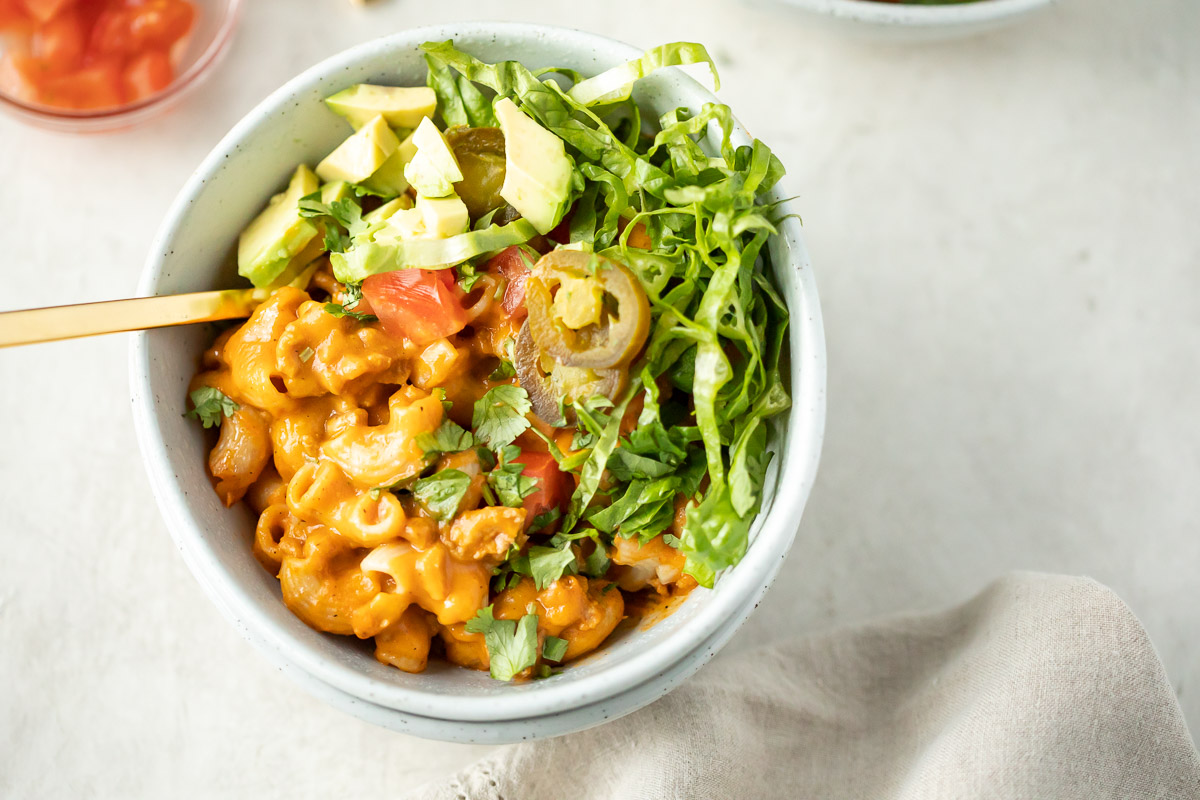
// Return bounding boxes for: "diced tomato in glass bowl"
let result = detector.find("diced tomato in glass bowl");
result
[0,0,241,132]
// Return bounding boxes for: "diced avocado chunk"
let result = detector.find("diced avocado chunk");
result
[325,84,437,130]
[316,115,400,184]
[238,165,321,288]
[359,128,419,198]
[495,97,573,235]
[269,234,327,290]
[319,181,356,205]
[417,193,470,238]
[363,194,414,225]
[403,117,463,198]
[384,207,427,240]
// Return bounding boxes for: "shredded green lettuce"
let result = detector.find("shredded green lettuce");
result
[330,219,538,283]
[412,40,792,589]
[317,41,793,598]
[567,42,719,107]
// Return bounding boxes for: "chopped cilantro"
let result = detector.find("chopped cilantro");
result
[582,542,610,577]
[324,302,378,323]
[324,225,350,253]
[185,387,239,429]
[525,541,577,590]
[489,360,516,380]
[412,469,472,522]
[416,419,475,458]
[529,507,562,535]
[472,385,532,450]
[542,636,568,663]
[489,445,539,508]
[300,194,368,254]
[341,282,365,310]
[465,605,540,682]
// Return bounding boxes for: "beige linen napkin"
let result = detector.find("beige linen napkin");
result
[405,573,1200,800]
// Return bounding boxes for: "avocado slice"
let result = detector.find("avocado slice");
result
[325,84,437,130]
[359,128,419,199]
[403,117,464,198]
[316,115,400,184]
[417,193,469,238]
[238,165,321,289]
[363,194,414,226]
[319,180,356,205]
[268,234,327,290]
[495,97,574,234]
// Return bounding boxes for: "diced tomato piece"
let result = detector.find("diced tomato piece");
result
[39,59,123,109]
[128,0,193,49]
[88,6,134,57]
[483,245,532,320]
[123,48,171,100]
[0,0,32,33]
[20,0,71,24]
[0,52,44,101]
[510,451,570,528]
[361,269,469,346]
[31,7,83,72]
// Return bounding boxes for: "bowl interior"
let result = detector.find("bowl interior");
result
[132,23,825,723]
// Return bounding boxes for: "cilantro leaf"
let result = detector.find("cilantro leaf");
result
[324,225,350,253]
[341,282,365,310]
[300,194,367,254]
[489,360,516,380]
[526,541,577,590]
[412,469,472,522]
[328,198,368,239]
[489,445,539,508]
[466,605,540,681]
[416,419,475,458]
[185,387,239,429]
[324,302,378,323]
[472,385,532,450]
[542,636,568,663]
[529,507,562,535]
[582,542,610,577]
[297,193,328,218]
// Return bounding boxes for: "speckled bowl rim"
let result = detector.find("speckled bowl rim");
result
[131,22,826,725]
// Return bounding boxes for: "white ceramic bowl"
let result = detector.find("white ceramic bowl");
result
[130,22,826,743]
[765,0,1056,41]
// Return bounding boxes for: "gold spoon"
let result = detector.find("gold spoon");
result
[0,289,267,348]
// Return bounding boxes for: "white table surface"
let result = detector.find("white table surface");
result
[2,0,1197,794]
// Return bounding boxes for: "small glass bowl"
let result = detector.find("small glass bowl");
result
[0,0,242,133]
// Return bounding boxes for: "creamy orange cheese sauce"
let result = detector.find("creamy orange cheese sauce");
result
[192,275,694,676]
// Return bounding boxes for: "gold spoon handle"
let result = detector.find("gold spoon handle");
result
[0,289,266,348]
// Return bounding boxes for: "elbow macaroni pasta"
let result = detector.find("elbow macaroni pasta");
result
[192,274,693,677]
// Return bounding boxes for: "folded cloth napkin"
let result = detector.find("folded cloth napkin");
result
[405,573,1200,800]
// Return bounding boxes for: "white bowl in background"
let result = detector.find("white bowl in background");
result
[130,22,826,742]
[763,0,1057,41]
